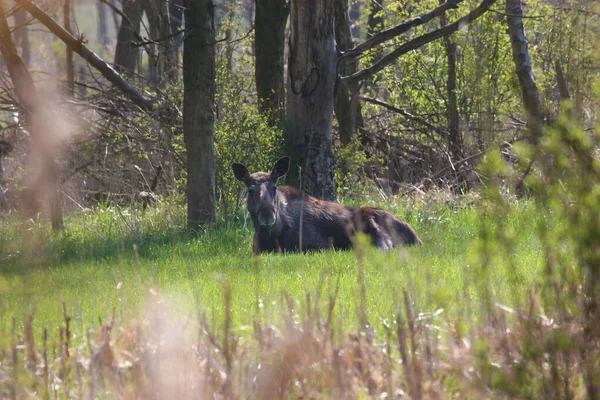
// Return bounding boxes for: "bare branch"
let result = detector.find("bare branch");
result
[343,0,497,84]
[15,0,154,111]
[339,0,462,63]
[360,95,445,134]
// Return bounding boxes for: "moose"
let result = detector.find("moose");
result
[232,157,422,255]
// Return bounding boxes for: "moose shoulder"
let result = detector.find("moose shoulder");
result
[232,157,422,255]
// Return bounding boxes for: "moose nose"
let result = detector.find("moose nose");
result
[258,214,275,226]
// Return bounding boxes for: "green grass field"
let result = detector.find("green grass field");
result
[0,195,545,339]
[2,194,597,398]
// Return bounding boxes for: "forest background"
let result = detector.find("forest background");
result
[0,0,599,397]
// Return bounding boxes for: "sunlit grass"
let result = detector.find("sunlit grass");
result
[0,196,546,341]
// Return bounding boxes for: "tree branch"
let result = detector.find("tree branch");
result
[15,0,154,112]
[360,95,445,134]
[343,0,497,84]
[339,0,462,63]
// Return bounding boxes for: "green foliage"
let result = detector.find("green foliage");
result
[335,136,372,200]
[213,56,284,219]
[468,103,600,396]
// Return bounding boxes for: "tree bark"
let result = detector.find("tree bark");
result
[287,0,337,201]
[0,2,63,230]
[183,0,217,228]
[334,0,363,145]
[254,0,288,123]
[505,0,543,143]
[114,0,142,76]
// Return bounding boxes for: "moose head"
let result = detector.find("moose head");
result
[232,157,290,228]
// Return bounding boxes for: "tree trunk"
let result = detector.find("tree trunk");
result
[506,0,542,143]
[63,0,74,95]
[170,0,183,35]
[183,0,217,228]
[349,0,361,38]
[254,0,288,123]
[96,0,109,48]
[286,0,337,201]
[440,1,461,160]
[148,0,178,85]
[114,0,142,76]
[366,0,384,89]
[334,0,363,145]
[0,2,63,230]
[13,6,30,66]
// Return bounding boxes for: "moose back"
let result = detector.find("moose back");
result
[232,157,422,255]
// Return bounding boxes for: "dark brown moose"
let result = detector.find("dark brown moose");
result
[232,157,422,255]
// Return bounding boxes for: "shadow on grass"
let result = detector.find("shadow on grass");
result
[0,212,253,277]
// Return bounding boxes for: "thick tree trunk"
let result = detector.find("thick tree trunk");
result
[114,0,142,76]
[287,0,337,201]
[254,0,288,123]
[334,0,363,145]
[506,0,543,143]
[0,2,63,230]
[13,6,30,66]
[183,0,216,228]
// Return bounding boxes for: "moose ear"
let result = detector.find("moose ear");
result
[232,163,250,184]
[271,156,290,181]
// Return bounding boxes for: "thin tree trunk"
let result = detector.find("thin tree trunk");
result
[170,0,183,35]
[367,0,384,39]
[63,0,74,95]
[114,0,142,76]
[287,0,337,201]
[149,0,178,85]
[349,0,361,38]
[0,2,63,230]
[13,6,30,66]
[366,0,384,89]
[97,0,109,48]
[254,0,288,123]
[506,0,543,143]
[440,0,461,160]
[183,0,217,228]
[334,0,364,145]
